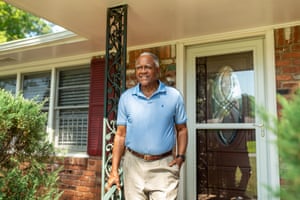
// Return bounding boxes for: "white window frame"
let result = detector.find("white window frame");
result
[53,66,90,154]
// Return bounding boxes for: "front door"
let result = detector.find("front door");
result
[185,37,278,200]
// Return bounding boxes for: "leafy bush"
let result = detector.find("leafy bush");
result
[260,89,300,200]
[0,89,62,200]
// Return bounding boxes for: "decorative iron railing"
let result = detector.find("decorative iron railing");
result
[101,4,127,200]
[101,118,123,200]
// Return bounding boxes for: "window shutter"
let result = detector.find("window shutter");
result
[88,57,105,156]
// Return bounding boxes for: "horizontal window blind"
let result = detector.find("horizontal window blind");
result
[0,76,17,94]
[23,73,51,107]
[58,68,90,106]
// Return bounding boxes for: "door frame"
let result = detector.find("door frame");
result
[176,29,280,200]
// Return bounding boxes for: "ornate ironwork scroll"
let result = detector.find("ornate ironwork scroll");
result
[102,118,123,200]
[195,57,209,195]
[104,4,127,120]
[101,4,127,200]
[196,57,208,123]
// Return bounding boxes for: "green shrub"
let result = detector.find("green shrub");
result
[260,89,300,200]
[0,89,62,200]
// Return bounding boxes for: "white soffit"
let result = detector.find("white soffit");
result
[0,31,86,53]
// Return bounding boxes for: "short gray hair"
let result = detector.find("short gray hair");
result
[136,52,160,68]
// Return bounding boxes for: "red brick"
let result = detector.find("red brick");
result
[275,28,286,47]
[83,170,96,176]
[64,157,88,166]
[76,186,92,192]
[60,183,77,190]
[276,59,291,67]
[292,26,300,43]
[79,192,95,199]
[282,66,298,73]
[79,180,96,187]
[61,170,82,177]
[159,45,172,59]
[291,44,300,52]
[65,165,87,171]
[282,52,300,59]
[277,74,293,81]
[60,178,80,185]
[87,159,101,171]
[60,174,81,181]
[293,59,300,65]
[61,189,77,199]
[62,169,84,176]
[79,175,91,182]
[282,82,299,89]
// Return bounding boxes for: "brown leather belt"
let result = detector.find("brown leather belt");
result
[127,148,172,161]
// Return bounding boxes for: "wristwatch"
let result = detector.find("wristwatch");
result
[176,154,186,162]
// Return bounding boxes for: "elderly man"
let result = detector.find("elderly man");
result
[106,52,188,200]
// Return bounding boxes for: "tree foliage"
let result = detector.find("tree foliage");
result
[0,89,62,200]
[260,89,300,200]
[0,1,52,43]
[275,91,300,200]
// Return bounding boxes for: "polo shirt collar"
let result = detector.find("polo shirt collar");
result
[133,80,166,98]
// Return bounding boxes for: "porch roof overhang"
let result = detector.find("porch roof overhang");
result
[1,0,300,68]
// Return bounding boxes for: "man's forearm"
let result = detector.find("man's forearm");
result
[111,134,125,173]
[177,126,188,155]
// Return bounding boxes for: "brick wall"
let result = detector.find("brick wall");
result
[274,25,300,191]
[275,25,300,98]
[57,157,101,200]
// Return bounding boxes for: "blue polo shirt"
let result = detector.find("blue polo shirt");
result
[117,81,187,155]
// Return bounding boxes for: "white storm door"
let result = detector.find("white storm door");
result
[185,37,279,200]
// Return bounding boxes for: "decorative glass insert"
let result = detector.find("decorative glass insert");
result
[196,52,255,124]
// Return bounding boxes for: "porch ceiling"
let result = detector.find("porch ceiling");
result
[1,0,300,67]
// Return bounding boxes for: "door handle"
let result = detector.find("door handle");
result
[253,123,265,137]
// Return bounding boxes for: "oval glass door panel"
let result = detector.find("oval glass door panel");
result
[196,51,255,124]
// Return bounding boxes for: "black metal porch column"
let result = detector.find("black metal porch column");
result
[101,4,127,200]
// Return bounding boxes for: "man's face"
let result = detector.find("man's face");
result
[135,55,159,87]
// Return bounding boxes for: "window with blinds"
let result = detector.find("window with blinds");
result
[56,67,90,152]
[0,76,17,94]
[23,72,51,107]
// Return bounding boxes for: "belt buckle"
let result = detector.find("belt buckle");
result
[143,154,151,161]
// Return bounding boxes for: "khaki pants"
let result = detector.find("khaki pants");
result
[123,149,180,200]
